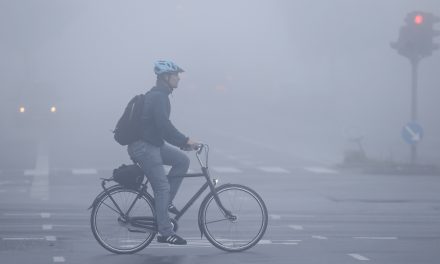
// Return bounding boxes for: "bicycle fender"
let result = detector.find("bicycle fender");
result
[87,185,122,210]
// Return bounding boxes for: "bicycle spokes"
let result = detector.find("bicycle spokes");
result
[200,184,268,252]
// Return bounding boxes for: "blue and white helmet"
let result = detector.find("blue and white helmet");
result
[154,60,184,75]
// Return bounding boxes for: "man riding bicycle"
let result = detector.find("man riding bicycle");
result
[127,60,199,245]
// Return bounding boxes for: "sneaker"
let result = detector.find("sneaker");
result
[168,204,180,215]
[157,234,187,245]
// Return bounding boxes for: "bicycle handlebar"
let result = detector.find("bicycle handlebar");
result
[194,143,204,155]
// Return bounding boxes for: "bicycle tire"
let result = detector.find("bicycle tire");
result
[90,185,156,254]
[199,184,268,252]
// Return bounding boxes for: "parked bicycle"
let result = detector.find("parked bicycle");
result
[89,144,268,253]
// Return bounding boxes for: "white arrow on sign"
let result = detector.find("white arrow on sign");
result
[405,125,421,142]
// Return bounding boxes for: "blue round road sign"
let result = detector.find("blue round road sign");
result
[401,122,423,145]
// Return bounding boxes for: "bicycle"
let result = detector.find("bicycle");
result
[89,144,268,254]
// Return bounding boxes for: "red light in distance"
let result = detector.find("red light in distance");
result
[414,15,424,25]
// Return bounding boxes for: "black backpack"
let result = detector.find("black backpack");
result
[113,94,146,146]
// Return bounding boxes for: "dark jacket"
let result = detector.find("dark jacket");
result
[141,82,188,148]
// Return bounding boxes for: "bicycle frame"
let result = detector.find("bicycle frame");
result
[96,144,233,223]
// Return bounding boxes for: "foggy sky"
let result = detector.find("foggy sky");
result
[1,0,439,166]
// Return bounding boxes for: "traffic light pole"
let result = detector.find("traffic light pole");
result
[410,58,419,164]
[392,11,439,166]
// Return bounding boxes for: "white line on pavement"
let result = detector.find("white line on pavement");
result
[3,212,87,217]
[41,213,51,218]
[312,235,328,240]
[46,236,57,241]
[257,240,272,244]
[2,237,46,241]
[257,166,290,173]
[353,237,397,240]
[42,225,53,230]
[72,169,98,175]
[288,225,304,230]
[53,256,65,263]
[348,254,370,261]
[304,167,339,174]
[212,167,242,173]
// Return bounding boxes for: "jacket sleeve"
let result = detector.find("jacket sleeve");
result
[152,95,189,148]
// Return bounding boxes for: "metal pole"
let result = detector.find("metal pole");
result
[410,58,419,164]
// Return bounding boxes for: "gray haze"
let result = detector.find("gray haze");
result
[1,0,439,168]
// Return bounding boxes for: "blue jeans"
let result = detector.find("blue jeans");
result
[127,140,190,236]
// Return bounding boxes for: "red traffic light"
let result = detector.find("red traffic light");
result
[414,14,424,25]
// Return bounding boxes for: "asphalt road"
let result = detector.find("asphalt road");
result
[1,134,439,264]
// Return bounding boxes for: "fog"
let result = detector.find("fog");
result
[1,0,439,169]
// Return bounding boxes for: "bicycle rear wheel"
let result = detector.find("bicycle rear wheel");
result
[199,184,268,252]
[90,186,156,254]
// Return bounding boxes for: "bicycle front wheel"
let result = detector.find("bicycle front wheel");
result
[90,186,156,254]
[199,184,268,252]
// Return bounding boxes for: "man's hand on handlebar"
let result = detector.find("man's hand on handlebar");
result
[182,138,202,151]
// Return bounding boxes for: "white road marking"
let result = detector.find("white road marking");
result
[3,212,87,217]
[46,236,57,241]
[270,214,281,220]
[353,237,397,240]
[29,142,49,200]
[348,254,370,261]
[53,256,65,262]
[2,237,46,241]
[42,225,53,230]
[72,169,98,175]
[257,166,290,173]
[312,235,328,240]
[41,213,51,218]
[212,167,242,173]
[304,167,339,174]
[257,239,272,244]
[288,225,304,230]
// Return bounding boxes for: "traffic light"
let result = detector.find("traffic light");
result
[391,11,440,60]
